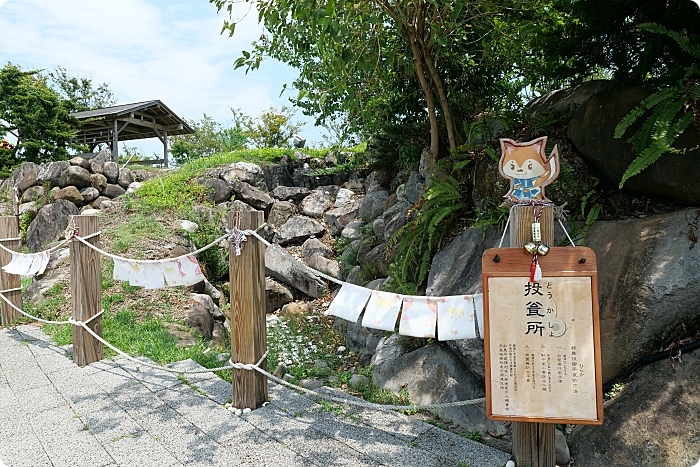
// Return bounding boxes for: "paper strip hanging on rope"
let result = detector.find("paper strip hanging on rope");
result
[473,293,484,338]
[163,256,204,287]
[399,296,437,338]
[130,262,166,289]
[362,290,402,331]
[436,295,477,341]
[112,259,131,282]
[2,251,50,276]
[325,283,372,322]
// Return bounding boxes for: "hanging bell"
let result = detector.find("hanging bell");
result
[524,242,537,254]
[537,244,550,256]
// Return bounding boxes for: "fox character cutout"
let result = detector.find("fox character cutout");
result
[499,136,559,202]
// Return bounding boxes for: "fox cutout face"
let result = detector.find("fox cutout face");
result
[499,136,559,202]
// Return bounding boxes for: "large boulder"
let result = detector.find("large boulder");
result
[263,156,295,189]
[270,186,311,201]
[1,162,39,192]
[102,161,119,184]
[567,85,700,203]
[103,184,126,198]
[26,199,79,252]
[265,244,327,298]
[220,162,262,186]
[267,201,296,228]
[265,278,294,313]
[273,216,325,245]
[54,186,84,205]
[228,179,273,211]
[117,168,135,189]
[58,166,92,189]
[568,348,700,467]
[324,201,361,236]
[358,190,390,222]
[37,161,70,188]
[196,178,232,204]
[300,189,334,218]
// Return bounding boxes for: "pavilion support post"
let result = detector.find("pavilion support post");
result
[163,130,169,168]
[510,204,556,467]
[0,216,21,326]
[70,215,103,367]
[112,120,119,162]
[228,210,267,409]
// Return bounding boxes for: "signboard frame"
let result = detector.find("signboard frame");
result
[482,246,604,425]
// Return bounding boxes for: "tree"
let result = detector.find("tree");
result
[169,113,247,165]
[211,0,557,174]
[0,63,75,165]
[47,67,116,113]
[236,106,305,148]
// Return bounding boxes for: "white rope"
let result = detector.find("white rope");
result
[74,232,229,264]
[558,218,577,247]
[0,237,71,255]
[0,287,21,294]
[0,292,71,325]
[0,237,20,242]
[498,207,512,248]
[71,319,235,374]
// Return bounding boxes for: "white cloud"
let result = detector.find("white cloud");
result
[0,0,322,154]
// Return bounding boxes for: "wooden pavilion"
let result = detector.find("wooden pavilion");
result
[70,100,193,168]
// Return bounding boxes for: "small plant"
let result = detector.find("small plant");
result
[463,429,482,443]
[614,23,700,188]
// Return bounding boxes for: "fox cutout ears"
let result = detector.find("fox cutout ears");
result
[498,136,559,202]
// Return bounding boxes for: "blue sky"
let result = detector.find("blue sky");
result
[0,0,324,157]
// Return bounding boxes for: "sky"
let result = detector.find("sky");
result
[0,0,324,157]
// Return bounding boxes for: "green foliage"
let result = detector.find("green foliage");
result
[0,63,76,167]
[184,208,229,280]
[169,113,247,165]
[387,165,468,295]
[234,106,304,149]
[107,213,171,255]
[129,147,295,212]
[47,66,116,113]
[614,23,700,188]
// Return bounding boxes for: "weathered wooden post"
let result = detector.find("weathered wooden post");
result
[0,216,22,326]
[482,137,603,467]
[228,210,268,409]
[70,214,103,366]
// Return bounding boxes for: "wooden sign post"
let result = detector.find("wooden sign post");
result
[483,137,603,466]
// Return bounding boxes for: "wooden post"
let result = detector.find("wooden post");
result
[0,216,22,326]
[70,215,103,366]
[228,210,267,409]
[510,204,556,467]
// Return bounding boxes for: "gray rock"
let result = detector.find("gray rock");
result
[93,148,112,162]
[80,207,100,215]
[305,254,340,279]
[229,179,274,211]
[89,159,104,175]
[382,200,411,241]
[363,243,389,277]
[212,322,228,348]
[586,210,700,382]
[299,379,324,390]
[59,166,92,189]
[356,236,379,264]
[526,79,612,119]
[273,216,325,245]
[23,268,69,303]
[103,161,119,184]
[345,319,386,365]
[300,189,333,218]
[345,265,363,285]
[191,293,224,321]
[267,201,296,228]
[1,162,38,192]
[126,181,142,194]
[26,199,79,252]
[301,238,332,260]
[568,349,700,467]
[372,342,501,434]
[263,156,295,189]
[132,169,152,182]
[197,178,232,204]
[364,170,391,194]
[69,156,90,170]
[555,429,570,466]
[103,184,126,198]
[270,186,311,201]
[335,188,357,207]
[90,196,111,209]
[372,217,385,239]
[324,200,361,236]
[117,168,135,189]
[79,187,100,203]
[18,202,37,216]
[54,186,84,205]
[265,244,326,298]
[186,304,214,340]
[37,161,69,188]
[405,171,424,204]
[20,185,45,203]
[220,162,262,185]
[265,278,294,313]
[231,200,255,213]
[359,189,390,221]
[341,220,364,241]
[348,374,370,388]
[91,173,108,193]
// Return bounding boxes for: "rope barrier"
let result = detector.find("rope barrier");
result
[0,292,71,325]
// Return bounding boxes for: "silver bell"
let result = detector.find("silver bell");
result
[537,244,550,256]
[524,242,537,254]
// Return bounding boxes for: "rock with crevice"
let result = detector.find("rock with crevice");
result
[273,216,325,245]
[26,199,79,252]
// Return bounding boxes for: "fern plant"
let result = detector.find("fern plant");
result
[386,168,467,295]
[614,23,700,188]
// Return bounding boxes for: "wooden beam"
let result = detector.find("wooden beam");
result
[0,217,21,326]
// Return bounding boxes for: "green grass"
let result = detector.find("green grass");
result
[107,214,172,254]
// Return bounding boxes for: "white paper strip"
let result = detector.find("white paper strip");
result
[37,251,51,275]
[168,256,204,287]
[113,259,131,282]
[474,293,484,338]
[399,296,437,338]
[362,290,402,331]
[436,295,477,341]
[325,283,372,322]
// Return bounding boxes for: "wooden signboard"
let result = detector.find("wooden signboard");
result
[482,246,603,425]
